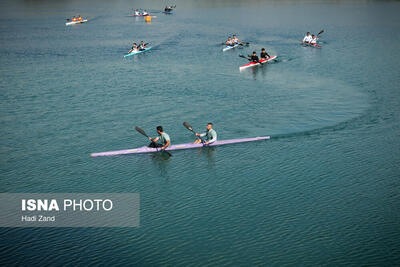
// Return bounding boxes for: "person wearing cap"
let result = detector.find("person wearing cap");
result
[148,126,171,149]
[194,123,217,145]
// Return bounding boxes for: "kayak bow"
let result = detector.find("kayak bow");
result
[91,136,270,157]
[239,56,277,70]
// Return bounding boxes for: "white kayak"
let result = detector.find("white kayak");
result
[222,44,239,52]
[65,19,88,26]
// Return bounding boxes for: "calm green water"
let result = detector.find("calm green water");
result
[1,0,399,265]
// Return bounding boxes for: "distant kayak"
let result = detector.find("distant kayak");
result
[222,44,239,52]
[91,136,270,157]
[124,47,152,58]
[239,56,277,70]
[65,19,87,26]
[128,14,157,18]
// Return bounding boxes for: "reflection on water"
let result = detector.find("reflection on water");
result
[195,146,216,169]
[150,152,171,177]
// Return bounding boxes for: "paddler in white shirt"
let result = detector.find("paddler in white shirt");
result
[225,37,234,46]
[232,34,242,45]
[194,123,217,145]
[128,43,138,54]
[310,34,318,45]
[148,126,171,149]
[138,41,146,51]
[134,9,141,16]
[302,32,312,44]
[142,10,149,16]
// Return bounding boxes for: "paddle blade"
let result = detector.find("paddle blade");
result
[183,122,193,132]
[239,54,247,59]
[135,126,148,137]
[318,29,324,35]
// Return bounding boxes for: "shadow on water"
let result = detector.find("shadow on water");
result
[149,152,172,177]
[241,59,279,80]
[194,146,217,169]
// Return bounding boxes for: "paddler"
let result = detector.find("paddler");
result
[248,51,259,63]
[225,37,234,46]
[310,34,319,45]
[78,15,83,21]
[302,32,312,44]
[260,48,270,59]
[128,43,138,54]
[134,9,141,16]
[148,126,171,149]
[138,41,146,51]
[232,35,242,45]
[72,16,77,22]
[194,123,217,145]
[142,10,149,16]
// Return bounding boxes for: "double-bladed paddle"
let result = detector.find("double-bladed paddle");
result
[317,29,324,36]
[239,54,251,62]
[135,126,172,156]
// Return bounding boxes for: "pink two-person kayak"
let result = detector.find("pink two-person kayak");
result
[303,42,321,48]
[91,136,270,157]
[239,56,277,70]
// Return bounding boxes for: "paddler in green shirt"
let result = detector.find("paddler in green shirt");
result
[194,123,217,145]
[148,126,171,149]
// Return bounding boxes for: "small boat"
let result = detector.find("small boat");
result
[222,44,239,52]
[239,56,277,70]
[91,136,270,157]
[124,47,152,58]
[128,14,157,18]
[65,19,88,26]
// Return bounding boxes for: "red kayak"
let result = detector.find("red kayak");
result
[239,55,277,70]
[303,42,321,48]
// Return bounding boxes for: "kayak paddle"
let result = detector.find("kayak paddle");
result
[317,29,324,36]
[135,126,172,156]
[183,122,205,143]
[239,54,251,61]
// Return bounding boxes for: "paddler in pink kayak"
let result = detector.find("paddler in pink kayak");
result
[246,51,259,63]
[310,34,319,45]
[148,126,171,149]
[260,48,271,60]
[194,123,217,145]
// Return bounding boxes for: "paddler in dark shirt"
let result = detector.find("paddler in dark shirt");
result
[260,48,270,59]
[248,51,259,63]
